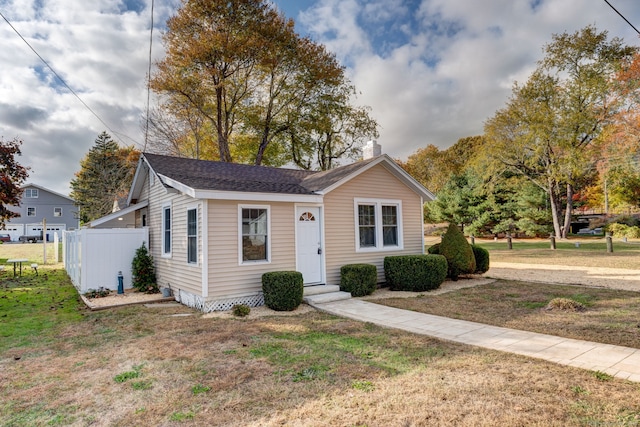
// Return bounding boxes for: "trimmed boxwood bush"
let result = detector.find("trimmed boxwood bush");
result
[262,271,303,311]
[471,244,490,274]
[430,241,490,275]
[440,223,475,281]
[340,264,377,297]
[384,255,447,292]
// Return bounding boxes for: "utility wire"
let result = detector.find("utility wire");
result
[0,9,131,145]
[603,0,640,36]
[144,0,155,152]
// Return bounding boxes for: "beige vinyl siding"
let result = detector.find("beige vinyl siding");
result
[206,200,296,300]
[324,163,424,285]
[146,174,203,297]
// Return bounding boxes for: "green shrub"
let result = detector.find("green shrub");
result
[440,223,476,281]
[383,255,447,292]
[83,287,111,298]
[262,271,303,311]
[131,242,158,293]
[427,243,440,254]
[232,304,251,317]
[607,223,640,238]
[340,264,377,297]
[471,245,490,274]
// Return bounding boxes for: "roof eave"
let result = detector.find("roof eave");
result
[88,200,149,228]
[193,189,323,203]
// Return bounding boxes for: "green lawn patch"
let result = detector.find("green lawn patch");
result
[0,267,83,353]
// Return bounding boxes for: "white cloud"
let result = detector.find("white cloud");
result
[1,0,640,195]
[300,0,640,159]
[0,0,173,195]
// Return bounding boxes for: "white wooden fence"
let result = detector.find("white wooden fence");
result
[63,228,149,293]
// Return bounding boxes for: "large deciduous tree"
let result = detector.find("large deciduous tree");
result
[149,0,377,169]
[70,132,140,223]
[398,136,484,194]
[484,26,636,238]
[0,137,29,226]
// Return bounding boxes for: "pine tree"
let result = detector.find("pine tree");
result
[70,132,139,223]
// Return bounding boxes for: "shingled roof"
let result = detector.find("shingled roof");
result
[139,152,434,200]
[143,153,380,195]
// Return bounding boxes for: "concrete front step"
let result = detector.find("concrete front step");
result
[304,291,352,305]
[303,284,340,296]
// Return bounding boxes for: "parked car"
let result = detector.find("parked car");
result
[0,233,10,242]
[19,234,40,243]
[576,227,603,235]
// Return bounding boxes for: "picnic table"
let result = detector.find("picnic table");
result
[6,258,28,277]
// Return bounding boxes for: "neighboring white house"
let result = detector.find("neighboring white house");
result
[5,183,79,241]
[83,145,435,312]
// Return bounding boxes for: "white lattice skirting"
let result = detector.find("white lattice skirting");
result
[176,289,265,313]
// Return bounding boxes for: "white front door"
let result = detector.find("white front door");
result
[296,206,323,285]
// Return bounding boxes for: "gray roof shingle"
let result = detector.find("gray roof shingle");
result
[143,153,374,195]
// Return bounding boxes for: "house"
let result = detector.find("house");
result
[5,183,79,241]
[88,144,435,311]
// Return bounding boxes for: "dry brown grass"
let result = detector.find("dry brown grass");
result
[2,302,640,426]
[375,280,640,349]
[3,243,640,426]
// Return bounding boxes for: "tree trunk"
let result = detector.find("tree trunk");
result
[216,87,232,162]
[562,183,574,239]
[548,180,563,238]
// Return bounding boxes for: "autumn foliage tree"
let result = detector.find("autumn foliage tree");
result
[484,26,636,238]
[149,0,377,169]
[0,137,29,226]
[70,132,140,223]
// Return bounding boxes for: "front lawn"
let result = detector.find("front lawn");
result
[374,280,640,348]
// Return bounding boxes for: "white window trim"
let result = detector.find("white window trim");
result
[238,204,271,265]
[186,204,198,266]
[25,188,38,198]
[354,198,403,252]
[27,207,36,217]
[54,207,62,217]
[161,202,172,258]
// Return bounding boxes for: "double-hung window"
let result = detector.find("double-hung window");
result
[54,207,62,217]
[162,204,171,257]
[27,207,36,217]
[240,206,269,263]
[355,199,402,251]
[25,189,38,198]
[187,208,197,264]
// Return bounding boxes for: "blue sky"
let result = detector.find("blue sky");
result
[1,0,640,196]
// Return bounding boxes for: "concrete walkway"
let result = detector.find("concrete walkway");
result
[310,298,640,383]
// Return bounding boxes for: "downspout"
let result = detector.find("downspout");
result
[201,201,209,299]
[421,197,425,254]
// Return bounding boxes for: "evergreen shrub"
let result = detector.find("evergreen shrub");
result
[340,264,377,297]
[131,242,158,293]
[471,244,490,274]
[383,255,447,292]
[439,223,476,281]
[262,271,303,311]
[427,243,440,254]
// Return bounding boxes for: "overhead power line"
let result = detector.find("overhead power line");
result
[0,9,131,144]
[603,0,640,36]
